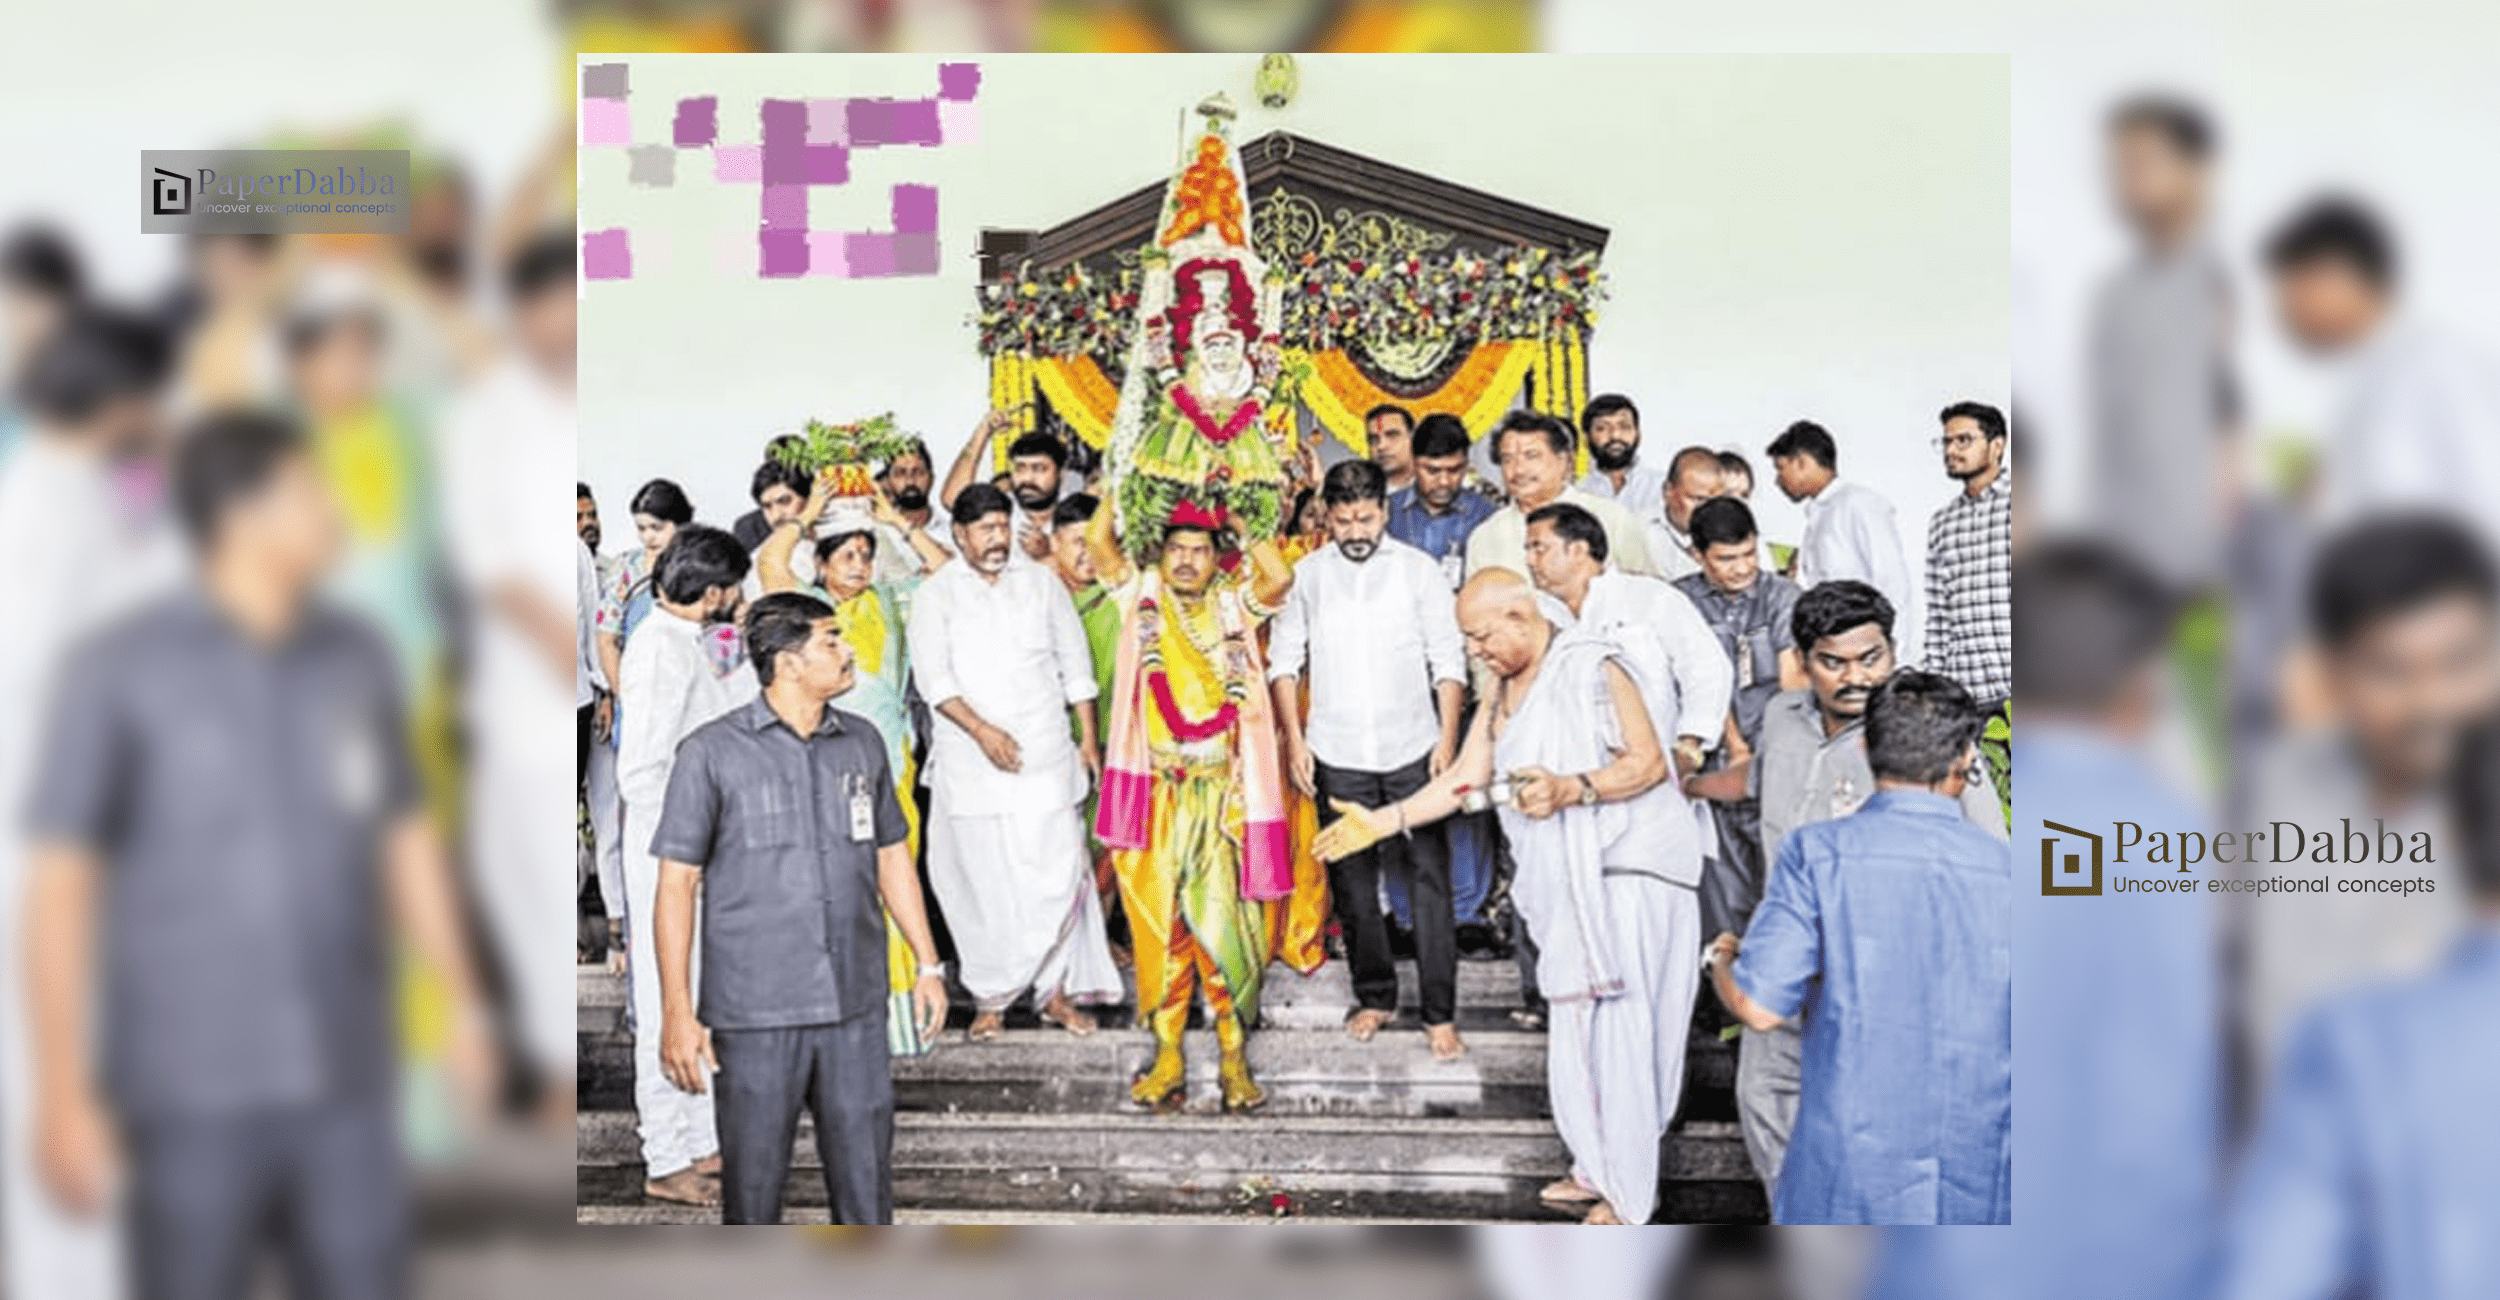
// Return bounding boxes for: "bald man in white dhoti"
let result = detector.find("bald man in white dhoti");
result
[1316,569,1703,1225]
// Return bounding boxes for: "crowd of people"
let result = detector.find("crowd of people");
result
[578,389,2017,1226]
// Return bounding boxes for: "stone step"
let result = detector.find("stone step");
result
[576,1204,1506,1226]
[578,1110,1758,1222]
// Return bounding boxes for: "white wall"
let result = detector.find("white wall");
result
[580,53,2010,653]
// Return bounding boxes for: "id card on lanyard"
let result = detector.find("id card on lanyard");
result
[847,771,874,842]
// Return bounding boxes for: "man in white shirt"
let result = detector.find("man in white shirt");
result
[1574,392,1668,532]
[0,307,179,1300]
[1469,409,1661,582]
[907,484,1120,1043]
[939,410,1070,563]
[1642,445,1727,584]
[1767,419,1913,616]
[1524,502,1735,787]
[1270,461,1470,1060]
[613,525,757,1205]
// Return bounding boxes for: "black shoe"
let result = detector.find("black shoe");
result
[1454,921,1508,961]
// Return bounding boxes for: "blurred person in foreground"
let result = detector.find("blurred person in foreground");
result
[2240,514,2490,1075]
[1316,568,1693,1225]
[2220,712,2500,1300]
[2265,195,2500,538]
[438,229,584,1129]
[2089,94,2231,593]
[0,223,87,459]
[1923,400,2013,712]
[1708,670,2011,1225]
[1686,581,2005,1202]
[23,411,494,1300]
[651,593,948,1224]
[0,306,180,1300]
[1866,540,2220,1299]
[1767,420,1913,619]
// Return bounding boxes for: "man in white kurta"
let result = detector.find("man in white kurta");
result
[908,486,1119,1039]
[613,535,757,1202]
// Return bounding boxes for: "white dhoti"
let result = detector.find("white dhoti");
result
[468,728,577,1082]
[622,800,716,1178]
[584,734,625,921]
[926,794,1121,1012]
[1544,873,1701,1225]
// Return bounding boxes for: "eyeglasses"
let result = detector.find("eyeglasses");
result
[1929,433,1985,452]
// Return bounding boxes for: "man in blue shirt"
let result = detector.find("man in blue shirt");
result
[1709,669,2013,1224]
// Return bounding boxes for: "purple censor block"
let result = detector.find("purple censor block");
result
[891,184,937,234]
[805,144,849,184]
[938,62,980,102]
[886,99,942,146]
[583,228,631,281]
[759,229,809,278]
[844,232,895,279]
[844,99,889,147]
[761,98,807,147]
[760,185,808,231]
[673,96,718,147]
[891,231,939,277]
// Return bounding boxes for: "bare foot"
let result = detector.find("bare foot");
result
[691,1154,722,1177]
[1539,1176,1601,1205]
[1426,1023,1466,1061]
[644,1167,720,1206]
[1040,992,1098,1037]
[967,1011,1005,1042]
[1583,1200,1626,1225]
[1344,1008,1393,1042]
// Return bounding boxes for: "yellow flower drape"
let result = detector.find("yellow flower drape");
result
[1292,342,1537,457]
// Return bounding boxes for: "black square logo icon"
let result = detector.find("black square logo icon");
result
[151,168,190,216]
[2040,819,2103,896]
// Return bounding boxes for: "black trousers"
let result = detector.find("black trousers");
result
[127,1091,408,1300]
[713,1015,894,1224]
[1316,753,1456,1026]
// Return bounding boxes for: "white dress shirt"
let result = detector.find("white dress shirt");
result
[2321,315,2500,544]
[1267,536,1467,772]
[1577,462,1670,531]
[1796,478,1912,614]
[907,555,1097,813]
[576,540,606,706]
[615,607,758,815]
[1466,487,1662,581]
[440,357,583,756]
[1553,569,1734,749]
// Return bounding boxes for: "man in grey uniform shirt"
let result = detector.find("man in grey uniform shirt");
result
[1688,580,2006,1198]
[652,591,948,1225]
[22,411,494,1300]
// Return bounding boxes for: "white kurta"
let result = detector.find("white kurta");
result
[907,556,1116,1008]
[615,609,757,1176]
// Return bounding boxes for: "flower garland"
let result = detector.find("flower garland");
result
[1159,134,1248,248]
[1163,256,1262,358]
[1136,593,1249,742]
[1167,383,1260,445]
[977,243,1603,364]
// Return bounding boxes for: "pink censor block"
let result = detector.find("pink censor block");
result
[937,98,979,146]
[845,232,895,278]
[713,145,761,182]
[938,62,980,102]
[582,228,631,280]
[807,230,850,277]
[581,97,631,146]
[806,98,847,145]
[804,144,849,184]
[891,184,936,234]
[673,96,718,147]
[759,229,808,278]
[760,185,807,231]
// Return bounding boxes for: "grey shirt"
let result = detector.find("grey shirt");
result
[1674,571,1802,747]
[652,695,907,1031]
[27,592,418,1121]
[1750,688,2007,870]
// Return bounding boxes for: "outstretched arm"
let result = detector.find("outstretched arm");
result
[940,407,1015,512]
[1312,703,1495,861]
[1085,495,1133,587]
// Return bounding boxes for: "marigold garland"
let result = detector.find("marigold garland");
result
[1159,135,1248,248]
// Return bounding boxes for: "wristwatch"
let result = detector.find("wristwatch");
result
[917,961,950,982]
[1576,774,1599,806]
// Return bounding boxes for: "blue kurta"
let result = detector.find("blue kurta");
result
[1735,786,2013,1224]
[2222,927,2500,1300]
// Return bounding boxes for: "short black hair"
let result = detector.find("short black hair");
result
[172,409,307,546]
[2013,539,2178,710]
[1525,501,1608,564]
[652,524,750,605]
[952,481,1013,526]
[16,307,171,425]
[1580,393,1638,433]
[1766,420,1837,471]
[1687,496,1758,551]
[1412,412,1471,461]
[1716,449,1753,485]
[2108,93,2217,160]
[1321,458,1388,508]
[1162,520,1224,550]
[1051,492,1099,531]
[1494,410,1573,460]
[749,457,809,505]
[1667,444,1720,487]
[1791,579,1894,652]
[1007,431,1069,470]
[1289,485,1317,529]
[2310,513,2497,649]
[1865,669,1984,784]
[0,223,84,300]
[282,303,385,359]
[577,481,594,502]
[1363,403,1415,434]
[2448,715,2500,898]
[745,590,835,687]
[507,226,576,300]
[814,528,877,568]
[1939,400,2007,444]
[630,477,694,525]
[2266,195,2398,291]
